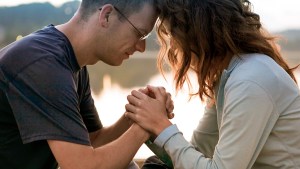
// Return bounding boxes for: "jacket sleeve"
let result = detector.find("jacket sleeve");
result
[154,81,275,169]
[190,102,219,158]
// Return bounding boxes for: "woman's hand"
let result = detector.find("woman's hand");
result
[125,85,173,136]
[137,86,175,119]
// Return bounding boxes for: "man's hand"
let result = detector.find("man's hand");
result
[138,85,174,119]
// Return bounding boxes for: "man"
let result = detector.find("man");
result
[0,0,167,168]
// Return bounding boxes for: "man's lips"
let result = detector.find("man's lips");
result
[126,52,133,55]
[124,52,131,59]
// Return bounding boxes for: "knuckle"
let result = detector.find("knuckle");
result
[137,101,142,107]
[131,90,137,95]
[135,107,141,113]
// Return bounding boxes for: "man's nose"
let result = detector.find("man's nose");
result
[135,39,146,52]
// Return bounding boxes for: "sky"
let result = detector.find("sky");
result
[0,0,299,32]
[0,0,68,8]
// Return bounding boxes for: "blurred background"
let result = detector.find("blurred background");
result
[0,0,299,160]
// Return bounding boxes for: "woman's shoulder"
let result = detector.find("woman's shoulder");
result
[229,53,285,83]
[226,53,298,98]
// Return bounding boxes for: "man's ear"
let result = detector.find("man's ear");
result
[99,4,114,27]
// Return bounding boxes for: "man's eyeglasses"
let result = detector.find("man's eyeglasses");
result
[99,6,151,40]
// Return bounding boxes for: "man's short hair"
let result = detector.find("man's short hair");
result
[79,0,157,21]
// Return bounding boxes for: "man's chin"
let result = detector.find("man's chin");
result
[109,60,124,66]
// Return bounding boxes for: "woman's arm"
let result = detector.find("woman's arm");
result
[125,82,275,169]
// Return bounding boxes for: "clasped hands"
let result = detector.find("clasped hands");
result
[125,85,174,138]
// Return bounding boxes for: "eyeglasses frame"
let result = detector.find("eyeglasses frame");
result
[99,6,151,40]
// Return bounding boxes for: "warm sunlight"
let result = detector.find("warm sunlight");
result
[93,69,300,159]
[93,72,204,159]
[1,0,300,164]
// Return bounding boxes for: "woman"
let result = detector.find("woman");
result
[125,0,300,168]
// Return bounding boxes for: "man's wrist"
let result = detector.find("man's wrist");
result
[131,124,150,142]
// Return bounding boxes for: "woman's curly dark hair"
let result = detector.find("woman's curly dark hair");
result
[155,0,297,101]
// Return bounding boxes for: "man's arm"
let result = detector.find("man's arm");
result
[48,124,148,169]
[89,113,132,148]
[88,86,174,148]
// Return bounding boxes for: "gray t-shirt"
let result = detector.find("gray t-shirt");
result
[0,25,102,169]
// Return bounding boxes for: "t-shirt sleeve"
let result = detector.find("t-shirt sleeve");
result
[3,57,92,145]
[79,67,102,132]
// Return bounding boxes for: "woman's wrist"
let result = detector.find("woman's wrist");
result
[153,120,173,137]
